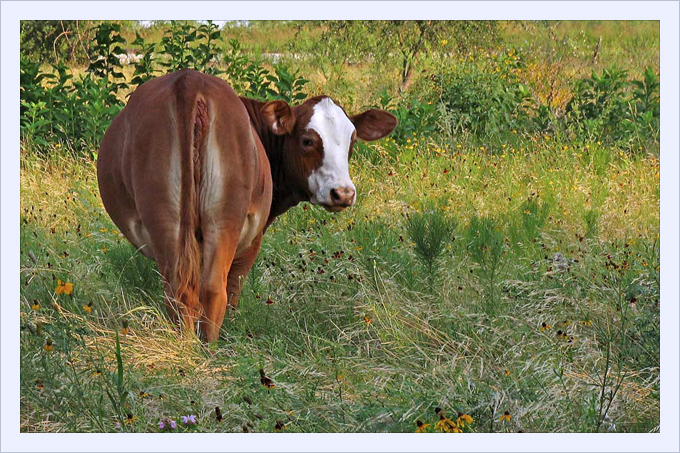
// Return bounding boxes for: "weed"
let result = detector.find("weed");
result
[404,207,455,287]
[464,215,506,312]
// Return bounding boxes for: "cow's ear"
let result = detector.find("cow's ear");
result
[350,109,398,141]
[262,100,295,135]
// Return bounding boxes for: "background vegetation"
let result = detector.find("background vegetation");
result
[20,20,659,433]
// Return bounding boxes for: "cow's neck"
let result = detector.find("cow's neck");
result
[239,97,303,225]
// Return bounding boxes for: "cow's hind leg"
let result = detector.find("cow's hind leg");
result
[198,226,239,342]
[226,234,263,311]
[140,218,199,334]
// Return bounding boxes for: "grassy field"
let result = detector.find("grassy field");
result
[19,20,660,434]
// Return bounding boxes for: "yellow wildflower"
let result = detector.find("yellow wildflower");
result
[55,280,74,296]
[457,414,474,428]
[31,300,40,311]
[499,411,511,422]
[415,420,431,433]
[44,338,54,352]
[435,414,459,433]
[82,302,93,314]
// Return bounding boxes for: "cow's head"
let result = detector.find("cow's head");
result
[261,96,397,212]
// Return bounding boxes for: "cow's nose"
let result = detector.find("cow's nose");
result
[329,187,355,207]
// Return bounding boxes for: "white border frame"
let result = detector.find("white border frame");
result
[2,2,678,452]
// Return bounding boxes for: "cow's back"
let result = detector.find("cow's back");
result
[97,69,272,262]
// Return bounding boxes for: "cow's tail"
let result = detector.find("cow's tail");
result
[172,81,209,325]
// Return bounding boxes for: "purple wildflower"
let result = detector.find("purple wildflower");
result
[181,414,197,426]
[159,417,177,431]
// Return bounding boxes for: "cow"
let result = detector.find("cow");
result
[97,69,397,342]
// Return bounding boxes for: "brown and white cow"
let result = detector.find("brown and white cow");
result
[97,69,397,342]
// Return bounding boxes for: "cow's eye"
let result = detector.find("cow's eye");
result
[302,138,313,147]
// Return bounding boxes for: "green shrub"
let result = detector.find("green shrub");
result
[377,88,438,144]
[20,21,90,64]
[129,32,158,89]
[87,22,128,94]
[20,22,310,158]
[565,66,660,150]
[435,48,535,147]
[20,57,123,156]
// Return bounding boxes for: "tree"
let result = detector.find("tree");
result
[20,20,91,64]
[312,21,499,91]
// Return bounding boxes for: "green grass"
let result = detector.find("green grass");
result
[20,135,659,433]
[19,19,660,434]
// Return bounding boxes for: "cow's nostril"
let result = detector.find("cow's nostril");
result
[328,187,355,207]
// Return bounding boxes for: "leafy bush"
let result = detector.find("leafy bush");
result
[565,66,660,149]
[20,22,310,158]
[158,21,223,76]
[129,32,157,88]
[436,48,535,147]
[20,58,123,155]
[377,89,438,144]
[20,20,90,64]
[87,21,128,93]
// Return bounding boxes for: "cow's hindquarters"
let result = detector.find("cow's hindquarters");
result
[192,84,271,341]
[98,69,272,342]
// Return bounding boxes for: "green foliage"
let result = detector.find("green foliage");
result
[20,56,123,155]
[87,22,128,93]
[436,48,534,147]
[221,39,309,103]
[105,331,131,427]
[464,215,506,311]
[194,21,225,75]
[20,20,90,64]
[312,21,499,89]
[158,20,224,75]
[20,22,311,158]
[129,32,157,88]
[377,89,438,144]
[566,66,660,149]
[509,194,552,247]
[268,65,309,103]
[404,207,455,280]
[158,21,198,72]
[19,22,131,154]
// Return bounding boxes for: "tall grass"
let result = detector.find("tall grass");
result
[19,20,660,433]
[20,134,659,433]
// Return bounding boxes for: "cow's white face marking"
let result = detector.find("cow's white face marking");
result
[306,98,356,207]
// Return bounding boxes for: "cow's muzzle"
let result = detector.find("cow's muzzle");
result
[324,187,355,212]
